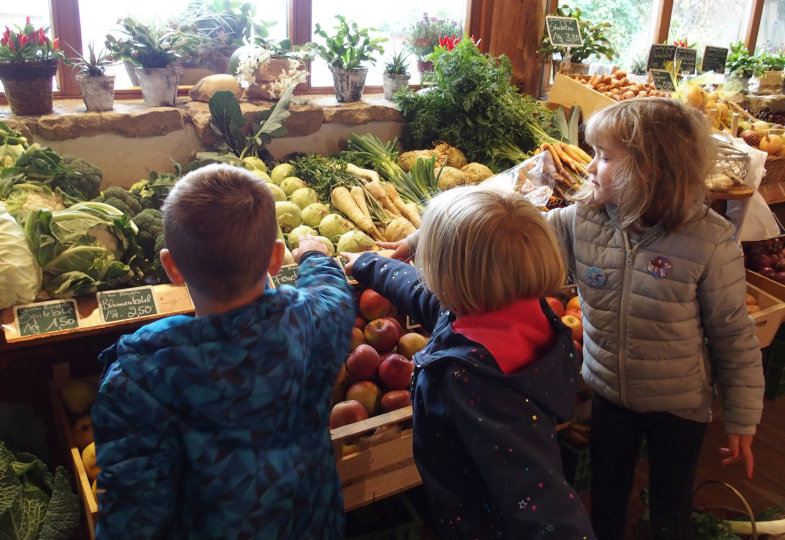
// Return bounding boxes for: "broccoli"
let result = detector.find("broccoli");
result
[131,208,163,259]
[129,172,178,211]
[93,186,142,217]
[150,233,169,284]
[51,156,103,201]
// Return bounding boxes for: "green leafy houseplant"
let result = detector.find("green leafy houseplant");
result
[394,37,558,171]
[70,42,116,111]
[758,51,785,72]
[105,17,193,69]
[313,15,386,70]
[404,12,462,60]
[537,5,616,64]
[384,48,410,75]
[726,42,763,79]
[70,42,112,77]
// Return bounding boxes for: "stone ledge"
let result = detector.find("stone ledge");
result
[0,94,405,147]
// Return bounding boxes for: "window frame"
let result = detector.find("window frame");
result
[1,0,772,102]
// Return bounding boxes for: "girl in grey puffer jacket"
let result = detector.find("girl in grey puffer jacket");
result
[546,98,764,540]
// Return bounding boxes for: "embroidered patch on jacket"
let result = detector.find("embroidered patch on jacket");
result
[585,266,607,287]
[648,256,672,278]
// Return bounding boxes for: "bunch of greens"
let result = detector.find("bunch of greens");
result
[394,38,558,171]
[201,81,299,164]
[21,201,142,298]
[0,441,80,540]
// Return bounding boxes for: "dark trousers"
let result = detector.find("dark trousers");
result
[589,394,707,540]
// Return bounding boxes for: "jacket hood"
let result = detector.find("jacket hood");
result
[414,299,580,425]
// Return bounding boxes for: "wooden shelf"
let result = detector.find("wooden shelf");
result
[1,284,194,348]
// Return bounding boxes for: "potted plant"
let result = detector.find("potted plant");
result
[404,13,461,74]
[230,35,315,100]
[537,5,615,75]
[756,50,784,93]
[70,42,115,111]
[725,42,763,92]
[313,14,386,103]
[105,17,193,106]
[0,17,68,115]
[173,1,268,84]
[382,48,410,100]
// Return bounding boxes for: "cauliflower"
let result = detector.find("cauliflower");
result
[2,183,66,218]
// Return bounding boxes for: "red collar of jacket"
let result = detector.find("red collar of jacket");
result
[451,298,555,374]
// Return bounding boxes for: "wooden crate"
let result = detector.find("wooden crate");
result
[747,281,785,348]
[50,363,98,540]
[331,406,422,512]
[547,72,615,121]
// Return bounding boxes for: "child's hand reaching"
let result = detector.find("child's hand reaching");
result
[720,433,755,478]
[376,240,413,261]
[338,252,363,276]
[293,236,329,263]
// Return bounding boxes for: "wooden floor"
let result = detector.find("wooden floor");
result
[611,393,785,539]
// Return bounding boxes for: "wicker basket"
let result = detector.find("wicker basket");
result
[715,141,751,182]
[764,155,785,185]
[693,480,758,539]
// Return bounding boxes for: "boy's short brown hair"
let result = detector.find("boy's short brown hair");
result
[415,186,566,316]
[161,163,278,301]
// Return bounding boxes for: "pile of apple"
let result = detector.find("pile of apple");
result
[329,288,429,431]
[545,293,584,355]
[743,236,785,285]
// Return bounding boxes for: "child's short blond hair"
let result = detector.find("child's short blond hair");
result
[580,97,715,233]
[161,164,278,302]
[415,186,566,316]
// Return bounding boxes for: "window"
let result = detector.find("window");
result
[756,0,785,54]
[669,0,749,57]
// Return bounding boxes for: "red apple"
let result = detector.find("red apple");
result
[345,344,381,380]
[350,327,365,350]
[545,296,565,318]
[329,399,369,429]
[346,381,382,416]
[354,316,366,329]
[378,352,415,390]
[381,389,412,412]
[561,314,583,342]
[334,363,351,386]
[397,332,429,360]
[383,316,404,338]
[573,339,583,360]
[358,289,394,321]
[364,318,401,353]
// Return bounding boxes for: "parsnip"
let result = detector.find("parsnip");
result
[331,186,383,241]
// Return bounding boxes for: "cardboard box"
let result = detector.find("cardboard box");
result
[547,72,615,120]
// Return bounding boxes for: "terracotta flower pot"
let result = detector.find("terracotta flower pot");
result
[0,59,58,116]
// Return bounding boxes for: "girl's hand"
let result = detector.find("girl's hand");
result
[339,251,363,276]
[376,240,412,261]
[720,433,755,478]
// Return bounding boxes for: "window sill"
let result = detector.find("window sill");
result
[0,94,405,187]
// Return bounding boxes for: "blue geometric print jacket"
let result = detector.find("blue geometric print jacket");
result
[92,253,355,539]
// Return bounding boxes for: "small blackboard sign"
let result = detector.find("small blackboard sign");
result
[701,46,728,73]
[646,44,677,71]
[14,299,79,337]
[675,47,697,74]
[545,16,583,47]
[334,257,358,286]
[269,264,299,289]
[650,69,676,92]
[97,286,158,323]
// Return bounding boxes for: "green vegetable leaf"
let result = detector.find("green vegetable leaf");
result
[208,90,248,155]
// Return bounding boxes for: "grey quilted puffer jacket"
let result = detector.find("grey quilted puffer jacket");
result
[547,203,764,434]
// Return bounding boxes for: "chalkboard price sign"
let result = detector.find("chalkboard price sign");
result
[701,46,728,73]
[14,299,79,337]
[675,47,697,74]
[650,69,676,92]
[647,44,677,71]
[98,286,159,323]
[269,264,299,289]
[545,16,583,47]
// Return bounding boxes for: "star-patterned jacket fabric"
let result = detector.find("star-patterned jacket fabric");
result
[91,253,354,540]
[352,253,596,540]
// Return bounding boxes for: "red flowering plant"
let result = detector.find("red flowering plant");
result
[0,17,67,63]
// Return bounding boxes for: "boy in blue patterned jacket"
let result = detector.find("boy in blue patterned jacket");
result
[91,164,355,539]
[342,186,596,539]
